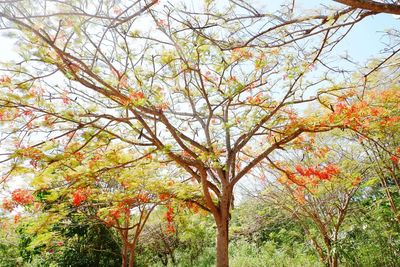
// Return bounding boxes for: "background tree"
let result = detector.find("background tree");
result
[262,132,365,267]
[17,217,122,267]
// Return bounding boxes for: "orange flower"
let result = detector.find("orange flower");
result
[351,176,362,186]
[72,188,88,206]
[12,189,34,205]
[391,155,399,165]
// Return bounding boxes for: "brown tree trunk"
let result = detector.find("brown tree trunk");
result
[199,167,232,267]
[216,214,229,267]
[326,254,338,267]
[332,255,338,267]
[120,225,129,267]
[121,243,127,267]
[214,193,231,267]
[128,245,135,267]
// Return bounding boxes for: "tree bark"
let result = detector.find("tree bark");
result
[331,255,338,267]
[216,214,229,267]
[128,245,135,267]
[121,244,127,267]
[334,0,400,15]
[214,193,231,267]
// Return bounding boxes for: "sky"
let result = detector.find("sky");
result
[258,0,399,63]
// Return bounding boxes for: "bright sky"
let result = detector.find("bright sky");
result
[260,0,399,63]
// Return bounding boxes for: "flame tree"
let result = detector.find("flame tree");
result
[0,0,397,266]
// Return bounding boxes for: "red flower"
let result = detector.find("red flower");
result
[315,170,329,180]
[166,224,175,233]
[109,209,121,219]
[11,189,34,205]
[325,164,340,175]
[295,163,340,181]
[14,213,21,224]
[137,194,149,203]
[352,176,362,186]
[391,155,399,165]
[295,165,305,176]
[129,91,145,101]
[334,102,347,114]
[165,206,174,223]
[1,199,15,211]
[72,189,88,206]
[159,193,170,201]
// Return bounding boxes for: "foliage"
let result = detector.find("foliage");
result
[18,216,121,267]
[0,218,23,267]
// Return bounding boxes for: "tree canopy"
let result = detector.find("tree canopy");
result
[0,1,399,266]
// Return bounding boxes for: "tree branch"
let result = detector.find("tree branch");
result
[334,0,400,15]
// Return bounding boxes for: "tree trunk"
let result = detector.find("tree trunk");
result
[216,220,229,267]
[327,254,338,267]
[128,245,135,267]
[332,255,338,267]
[215,210,230,267]
[121,243,127,267]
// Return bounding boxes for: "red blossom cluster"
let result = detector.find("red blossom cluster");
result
[351,176,362,186]
[391,155,399,165]
[231,48,253,60]
[104,206,128,227]
[1,189,35,212]
[1,199,15,211]
[121,194,150,205]
[295,164,340,181]
[183,201,200,214]
[12,189,34,205]
[103,194,152,227]
[165,205,175,233]
[22,147,44,161]
[158,193,172,201]
[128,91,145,101]
[327,89,400,132]
[72,188,89,206]
[246,93,263,105]
[328,101,366,128]
[22,109,33,116]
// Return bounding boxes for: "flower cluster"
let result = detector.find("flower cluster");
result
[295,164,340,181]
[12,189,34,205]
[72,188,89,206]
[165,205,175,233]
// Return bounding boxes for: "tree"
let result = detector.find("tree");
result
[7,144,187,267]
[0,1,396,266]
[262,133,365,267]
[17,217,122,267]
[353,87,400,223]
[0,216,23,267]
